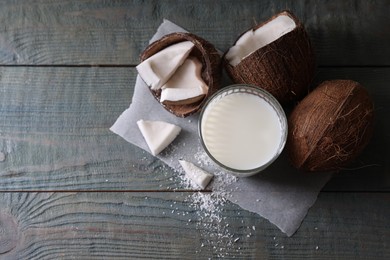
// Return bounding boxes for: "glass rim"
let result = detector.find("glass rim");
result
[198,84,288,176]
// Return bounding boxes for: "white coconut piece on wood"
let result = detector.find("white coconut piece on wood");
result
[160,57,208,105]
[179,160,214,189]
[225,15,296,66]
[137,120,181,156]
[136,41,195,90]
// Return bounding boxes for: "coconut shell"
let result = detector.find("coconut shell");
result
[223,10,315,105]
[287,80,374,172]
[140,32,221,118]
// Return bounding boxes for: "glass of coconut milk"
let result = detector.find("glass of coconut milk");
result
[199,85,287,177]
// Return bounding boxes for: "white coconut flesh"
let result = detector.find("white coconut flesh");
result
[160,57,208,104]
[136,41,195,90]
[137,40,211,105]
[225,15,296,66]
[137,120,181,156]
[179,160,213,189]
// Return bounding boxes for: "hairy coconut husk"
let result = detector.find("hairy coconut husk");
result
[287,80,374,172]
[223,10,315,105]
[140,32,221,118]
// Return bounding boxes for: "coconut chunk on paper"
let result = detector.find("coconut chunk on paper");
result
[137,120,181,156]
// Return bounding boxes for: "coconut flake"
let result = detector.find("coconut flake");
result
[179,160,213,189]
[137,120,181,156]
[225,15,296,66]
[136,41,194,90]
[160,57,208,104]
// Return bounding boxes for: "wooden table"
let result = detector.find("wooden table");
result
[0,1,389,259]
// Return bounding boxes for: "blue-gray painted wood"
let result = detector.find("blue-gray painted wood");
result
[0,192,388,259]
[0,0,388,66]
[0,1,388,258]
[0,67,388,191]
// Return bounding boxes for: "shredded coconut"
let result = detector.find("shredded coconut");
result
[194,147,213,167]
[158,145,251,256]
[176,148,244,256]
[186,192,238,257]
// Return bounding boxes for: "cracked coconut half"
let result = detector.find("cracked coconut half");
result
[137,32,221,117]
[223,10,315,105]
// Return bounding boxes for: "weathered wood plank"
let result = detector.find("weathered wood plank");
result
[0,0,388,66]
[0,192,388,259]
[0,67,183,191]
[0,67,388,191]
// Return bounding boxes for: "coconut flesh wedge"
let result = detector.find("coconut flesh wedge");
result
[179,160,213,189]
[136,41,194,90]
[137,120,181,156]
[223,11,315,105]
[160,57,208,105]
[140,32,221,117]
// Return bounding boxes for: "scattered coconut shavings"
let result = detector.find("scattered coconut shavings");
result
[211,170,238,194]
[145,133,248,257]
[157,146,244,256]
[174,148,245,257]
[186,192,237,257]
[194,147,213,167]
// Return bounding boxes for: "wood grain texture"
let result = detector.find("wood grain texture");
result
[0,67,183,191]
[0,67,388,191]
[0,192,388,259]
[0,1,388,259]
[0,0,388,66]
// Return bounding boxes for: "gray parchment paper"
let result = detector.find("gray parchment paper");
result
[110,19,332,236]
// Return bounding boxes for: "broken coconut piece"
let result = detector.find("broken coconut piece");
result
[136,41,194,90]
[137,120,181,156]
[179,160,213,189]
[225,15,296,66]
[223,11,315,105]
[140,32,221,117]
[160,57,208,105]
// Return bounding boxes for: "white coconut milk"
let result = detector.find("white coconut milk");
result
[200,88,285,172]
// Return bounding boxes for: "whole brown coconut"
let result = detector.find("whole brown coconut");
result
[140,32,221,118]
[223,10,315,105]
[287,80,374,172]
